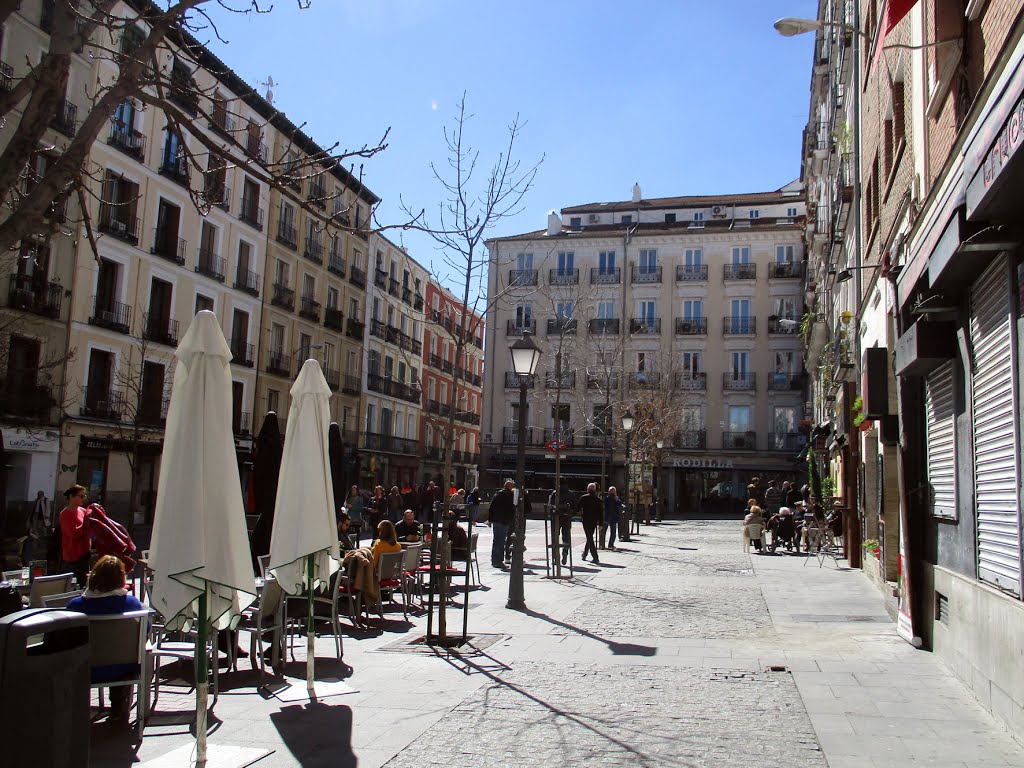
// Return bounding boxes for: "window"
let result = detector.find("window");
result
[774,350,795,373]
[731,246,751,264]
[323,342,335,370]
[665,213,676,223]
[556,251,574,273]
[621,215,632,224]
[787,207,798,218]
[302,273,315,300]
[680,406,704,431]
[592,404,611,434]
[555,302,573,319]
[275,258,289,287]
[775,297,797,319]
[730,298,752,333]
[636,351,655,373]
[514,303,533,326]
[368,350,381,376]
[298,333,312,361]
[366,403,375,433]
[270,323,285,353]
[773,407,798,444]
[371,297,381,321]
[683,299,702,320]
[684,248,703,266]
[637,300,655,323]
[267,389,279,414]
[682,351,702,375]
[326,286,339,310]
[599,251,616,273]
[194,294,214,314]
[639,249,657,272]
[551,403,570,430]
[515,252,534,271]
[693,211,705,222]
[727,405,751,432]
[569,217,581,230]
[231,310,249,349]
[162,129,184,171]
[749,209,760,219]
[597,301,615,319]
[113,100,137,131]
[729,351,750,378]
[776,245,795,263]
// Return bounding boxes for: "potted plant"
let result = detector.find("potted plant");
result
[852,396,873,432]
[862,538,880,558]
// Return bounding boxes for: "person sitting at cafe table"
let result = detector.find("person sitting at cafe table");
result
[445,512,469,561]
[371,519,402,568]
[337,512,355,553]
[66,555,145,726]
[394,509,421,541]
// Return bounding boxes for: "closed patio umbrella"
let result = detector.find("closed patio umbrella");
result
[328,422,345,518]
[249,412,283,571]
[148,311,257,764]
[268,359,340,697]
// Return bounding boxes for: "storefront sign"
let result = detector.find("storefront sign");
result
[5,429,59,453]
[669,457,734,470]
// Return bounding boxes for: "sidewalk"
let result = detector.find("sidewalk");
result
[93,520,1024,767]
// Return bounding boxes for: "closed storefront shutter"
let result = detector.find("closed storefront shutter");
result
[925,360,956,518]
[970,255,1021,596]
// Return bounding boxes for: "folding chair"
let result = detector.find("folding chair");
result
[742,524,765,553]
[368,550,406,620]
[400,543,423,607]
[88,609,154,738]
[29,573,74,607]
[238,580,285,683]
[42,590,83,607]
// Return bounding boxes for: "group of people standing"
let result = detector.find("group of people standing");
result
[340,482,483,545]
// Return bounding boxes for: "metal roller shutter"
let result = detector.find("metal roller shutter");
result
[925,360,956,518]
[970,255,1021,596]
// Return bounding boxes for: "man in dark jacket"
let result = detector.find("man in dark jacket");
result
[578,483,603,564]
[489,480,516,568]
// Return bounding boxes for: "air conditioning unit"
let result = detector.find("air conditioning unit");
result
[587,214,600,223]
[111,220,126,234]
[100,310,115,323]
[711,205,725,217]
[681,321,693,333]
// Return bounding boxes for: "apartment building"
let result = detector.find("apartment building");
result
[358,236,428,491]
[483,184,807,509]
[420,281,485,491]
[798,0,1024,740]
[0,1,378,525]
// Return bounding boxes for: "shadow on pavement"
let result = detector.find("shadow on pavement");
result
[524,607,657,657]
[270,701,356,767]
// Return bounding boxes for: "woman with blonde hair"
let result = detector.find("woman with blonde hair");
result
[370,519,401,569]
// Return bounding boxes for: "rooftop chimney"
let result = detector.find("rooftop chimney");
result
[546,211,561,236]
[632,183,642,203]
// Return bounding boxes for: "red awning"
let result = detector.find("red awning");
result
[884,0,919,34]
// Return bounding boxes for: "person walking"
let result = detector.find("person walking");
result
[23,490,49,565]
[388,486,404,523]
[489,479,516,569]
[603,486,624,551]
[466,487,482,526]
[578,483,602,564]
[782,480,801,510]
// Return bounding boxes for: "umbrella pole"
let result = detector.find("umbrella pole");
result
[306,554,315,697]
[196,585,209,765]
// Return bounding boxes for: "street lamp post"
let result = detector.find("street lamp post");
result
[655,438,665,522]
[507,332,541,611]
[620,410,634,543]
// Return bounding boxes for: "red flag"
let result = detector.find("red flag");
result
[884,0,919,34]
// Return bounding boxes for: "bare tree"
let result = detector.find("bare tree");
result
[403,94,541,641]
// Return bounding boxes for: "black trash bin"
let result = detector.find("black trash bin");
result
[0,608,90,767]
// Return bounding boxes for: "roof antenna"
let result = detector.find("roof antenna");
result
[260,75,276,105]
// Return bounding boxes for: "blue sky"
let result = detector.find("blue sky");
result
[205,0,818,279]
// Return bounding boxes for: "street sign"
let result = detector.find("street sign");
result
[545,440,568,453]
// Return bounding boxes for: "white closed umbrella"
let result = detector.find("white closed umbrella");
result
[149,310,257,765]
[269,359,340,696]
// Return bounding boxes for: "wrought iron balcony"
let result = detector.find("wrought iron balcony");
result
[374,269,387,289]
[590,267,621,285]
[349,266,366,289]
[771,432,808,452]
[586,373,619,390]
[89,297,131,334]
[722,372,756,391]
[414,293,424,310]
[455,410,481,425]
[304,236,324,265]
[345,319,365,340]
[324,367,341,390]
[506,319,536,336]
[267,350,291,377]
[509,269,538,286]
[630,317,661,335]
[7,274,62,319]
[239,196,264,231]
[51,100,78,138]
[0,380,54,420]
[328,254,347,278]
[208,110,235,138]
[81,387,125,421]
[675,430,706,449]
[369,318,386,340]
[202,182,230,213]
[504,371,536,388]
[768,372,805,391]
[767,317,801,335]
[588,318,620,335]
[362,432,419,455]
[500,426,545,446]
[628,371,661,387]
[544,372,575,389]
[324,307,344,331]
[389,277,400,297]
[675,317,707,335]
[402,286,413,305]
[768,261,805,279]
[676,264,708,282]
[723,431,757,450]
[143,312,179,346]
[107,120,146,160]
[724,263,756,280]
[276,220,297,250]
[234,267,260,297]
[195,248,225,282]
[234,411,251,436]
[271,283,295,311]
[151,229,186,265]
[723,316,756,335]
[299,295,321,322]
[631,265,662,283]
[342,374,360,395]
[159,153,189,186]
[137,396,170,427]
[546,317,577,335]
[674,372,706,391]
[543,428,574,447]
[230,339,254,367]
[245,133,267,161]
[308,180,326,208]
[549,268,579,285]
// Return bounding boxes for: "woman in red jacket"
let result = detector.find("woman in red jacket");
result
[59,484,92,584]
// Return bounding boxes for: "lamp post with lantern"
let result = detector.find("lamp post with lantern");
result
[620,409,635,542]
[507,332,541,611]
[655,438,665,522]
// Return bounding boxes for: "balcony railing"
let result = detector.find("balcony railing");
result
[374,269,387,289]
[723,372,756,391]
[0,381,54,420]
[107,120,146,160]
[7,274,62,319]
[267,350,291,377]
[276,220,297,250]
[272,283,295,311]
[234,411,251,436]
[582,429,610,448]
[544,372,575,389]
[674,372,706,391]
[454,410,481,425]
[304,236,324,264]
[328,254,347,277]
[389,277,400,297]
[0,61,12,93]
[245,133,267,161]
[142,312,179,346]
[676,264,708,282]
[97,204,139,245]
[675,430,706,449]
[429,353,443,371]
[51,100,78,138]
[363,432,419,455]
[195,248,225,282]
[586,373,619,390]
[208,110,235,138]
[137,396,171,427]
[549,268,579,285]
[342,375,360,395]
[768,372,805,391]
[369,318,386,340]
[546,317,577,335]
[506,319,536,336]
[628,371,661,387]
[723,431,757,450]
[771,432,808,452]
[509,269,538,286]
[230,339,254,367]
[675,317,707,335]
[630,318,661,335]
[89,297,131,334]
[346,319,365,340]
[500,426,546,446]
[81,387,125,421]
[151,230,186,265]
[631,265,662,284]
[324,307,344,331]
[588,318,620,335]
[349,266,366,288]
[203,182,230,213]
[590,267,621,285]
[308,181,326,208]
[543,428,574,447]
[723,316,756,335]
[159,153,189,186]
[299,295,321,322]
[324,367,341,390]
[239,197,264,231]
[767,317,801,335]
[504,372,536,388]
[414,293,424,310]
[234,267,260,297]
[724,263,756,280]
[768,261,805,279]
[402,286,413,305]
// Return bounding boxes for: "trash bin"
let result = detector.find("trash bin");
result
[0,608,90,767]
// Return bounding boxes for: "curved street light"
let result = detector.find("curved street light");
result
[507,332,541,611]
